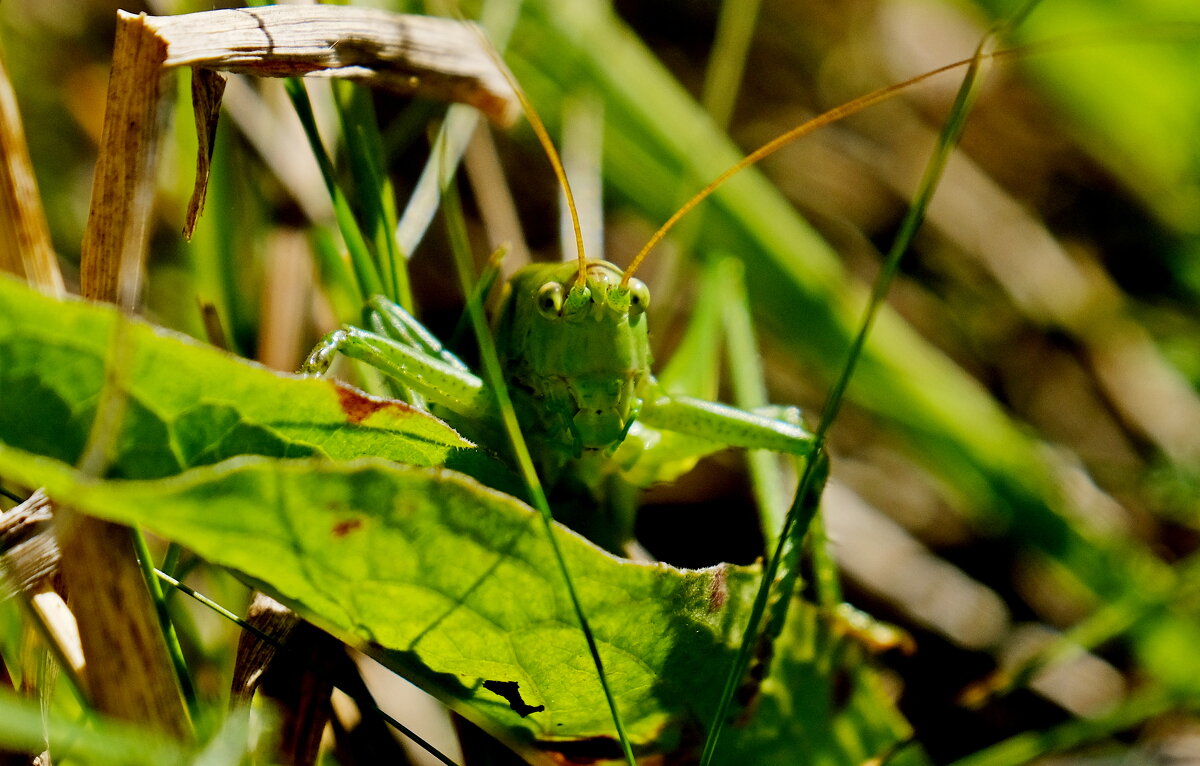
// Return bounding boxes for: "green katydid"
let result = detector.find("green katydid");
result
[299,65,836,555]
[303,256,812,553]
[299,47,981,555]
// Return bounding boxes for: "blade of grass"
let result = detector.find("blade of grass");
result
[718,256,791,546]
[439,170,637,766]
[283,77,383,307]
[130,531,196,719]
[448,244,507,351]
[333,81,413,308]
[701,0,761,131]
[657,0,764,272]
[698,2,1031,757]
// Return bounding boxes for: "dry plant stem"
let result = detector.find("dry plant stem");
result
[80,12,171,310]
[67,11,190,738]
[230,593,300,705]
[57,6,519,739]
[0,50,62,295]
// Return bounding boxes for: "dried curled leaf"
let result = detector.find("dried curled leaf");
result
[142,6,519,124]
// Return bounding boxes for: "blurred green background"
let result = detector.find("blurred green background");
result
[3,0,1200,762]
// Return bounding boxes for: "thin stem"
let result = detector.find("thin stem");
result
[699,12,1008,764]
[153,569,271,645]
[130,530,196,716]
[698,449,827,765]
[440,173,637,766]
[333,81,413,308]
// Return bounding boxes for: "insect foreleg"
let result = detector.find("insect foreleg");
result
[302,326,491,419]
[365,296,472,373]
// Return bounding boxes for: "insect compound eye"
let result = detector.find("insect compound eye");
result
[536,282,565,319]
[627,278,650,315]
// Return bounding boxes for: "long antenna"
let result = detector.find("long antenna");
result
[463,12,590,288]
[620,54,987,286]
[504,69,590,288]
[513,84,592,288]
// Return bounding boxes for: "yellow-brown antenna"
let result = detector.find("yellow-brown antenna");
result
[509,82,590,289]
[467,19,589,289]
[620,53,997,287]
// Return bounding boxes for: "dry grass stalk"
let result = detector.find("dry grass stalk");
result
[0,492,85,684]
[79,11,172,309]
[155,5,519,232]
[0,51,62,295]
[67,10,189,739]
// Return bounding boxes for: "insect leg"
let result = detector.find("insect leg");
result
[365,295,471,372]
[303,326,491,420]
[639,393,812,457]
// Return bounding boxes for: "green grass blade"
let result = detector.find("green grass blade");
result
[700,15,1005,765]
[282,78,383,305]
[698,447,828,766]
[393,0,523,260]
[131,530,197,718]
[448,245,507,351]
[439,173,638,766]
[333,81,413,308]
[655,258,724,398]
[239,0,383,305]
[701,0,762,131]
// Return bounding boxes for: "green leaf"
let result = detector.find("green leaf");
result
[0,274,513,489]
[0,443,915,761]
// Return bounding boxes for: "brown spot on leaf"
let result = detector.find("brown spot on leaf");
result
[533,736,626,765]
[707,566,728,612]
[331,518,363,538]
[481,679,544,717]
[334,382,412,424]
